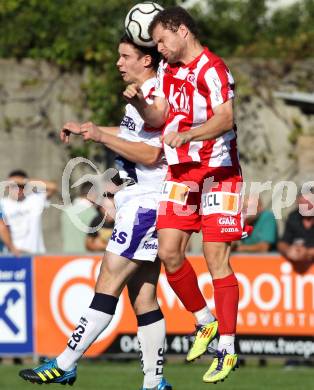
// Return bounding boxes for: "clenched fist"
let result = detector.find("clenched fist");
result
[162,131,191,148]
[123,83,144,104]
[80,122,102,143]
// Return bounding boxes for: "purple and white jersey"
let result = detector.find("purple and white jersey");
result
[115,77,167,194]
[106,77,166,262]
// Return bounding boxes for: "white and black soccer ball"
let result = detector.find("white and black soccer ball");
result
[125,2,164,47]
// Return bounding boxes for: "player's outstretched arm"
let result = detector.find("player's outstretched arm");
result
[123,83,168,129]
[60,121,119,143]
[101,136,162,166]
[80,121,161,166]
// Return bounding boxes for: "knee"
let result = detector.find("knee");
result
[158,245,184,272]
[132,295,158,315]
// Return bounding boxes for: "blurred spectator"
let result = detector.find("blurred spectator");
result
[61,182,98,253]
[278,191,314,274]
[0,170,57,254]
[86,195,115,252]
[0,203,20,256]
[233,196,277,253]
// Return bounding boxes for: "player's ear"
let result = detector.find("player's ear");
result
[143,54,153,68]
[178,24,188,39]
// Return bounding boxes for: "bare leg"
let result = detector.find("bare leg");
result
[128,259,165,388]
[57,252,141,370]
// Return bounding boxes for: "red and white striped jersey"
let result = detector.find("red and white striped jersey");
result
[154,47,240,167]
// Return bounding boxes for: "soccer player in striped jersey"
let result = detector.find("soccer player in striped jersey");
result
[19,35,172,390]
[123,6,252,384]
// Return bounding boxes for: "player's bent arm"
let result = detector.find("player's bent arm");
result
[133,96,169,129]
[98,132,162,166]
[184,99,234,142]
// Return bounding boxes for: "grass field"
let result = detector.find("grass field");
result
[0,360,313,390]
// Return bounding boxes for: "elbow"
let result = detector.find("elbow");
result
[141,156,159,166]
[142,150,161,166]
[225,114,234,130]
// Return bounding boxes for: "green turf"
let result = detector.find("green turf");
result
[1,360,313,390]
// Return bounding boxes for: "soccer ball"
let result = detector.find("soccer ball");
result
[125,2,164,47]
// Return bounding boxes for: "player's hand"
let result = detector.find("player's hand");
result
[123,83,144,104]
[60,122,81,143]
[80,122,103,143]
[162,132,191,148]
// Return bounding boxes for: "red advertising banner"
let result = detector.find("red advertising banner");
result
[33,255,314,357]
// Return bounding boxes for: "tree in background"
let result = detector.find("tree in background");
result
[0,0,313,132]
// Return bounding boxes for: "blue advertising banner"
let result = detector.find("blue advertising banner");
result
[0,257,33,354]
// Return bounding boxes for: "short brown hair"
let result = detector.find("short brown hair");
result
[119,34,160,71]
[148,6,198,38]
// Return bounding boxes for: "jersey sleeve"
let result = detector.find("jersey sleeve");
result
[204,62,235,109]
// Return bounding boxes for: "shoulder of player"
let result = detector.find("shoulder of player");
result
[195,53,233,91]
[140,77,158,99]
[203,47,228,67]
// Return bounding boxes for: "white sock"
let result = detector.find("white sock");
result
[193,306,216,326]
[218,335,235,354]
[137,313,166,389]
[57,308,113,371]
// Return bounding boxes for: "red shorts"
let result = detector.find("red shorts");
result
[157,162,251,242]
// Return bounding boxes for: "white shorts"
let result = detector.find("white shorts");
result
[106,185,160,262]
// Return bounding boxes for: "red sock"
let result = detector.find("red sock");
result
[213,273,239,335]
[166,259,207,312]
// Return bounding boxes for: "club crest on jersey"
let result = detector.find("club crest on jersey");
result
[161,181,190,205]
[187,73,195,84]
[201,192,239,216]
[169,83,190,114]
[121,116,136,131]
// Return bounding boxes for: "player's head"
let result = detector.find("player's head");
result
[148,6,198,63]
[7,169,28,201]
[117,34,160,84]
